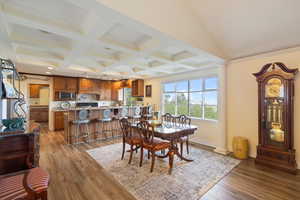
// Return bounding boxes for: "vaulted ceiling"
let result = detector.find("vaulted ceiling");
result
[188,0,300,59]
[0,0,299,79]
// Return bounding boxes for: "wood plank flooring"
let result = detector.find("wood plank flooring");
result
[39,127,300,200]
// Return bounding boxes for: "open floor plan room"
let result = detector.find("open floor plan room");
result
[0,0,300,200]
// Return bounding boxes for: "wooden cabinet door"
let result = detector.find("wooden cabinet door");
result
[53,77,66,91]
[104,81,112,100]
[66,78,78,91]
[54,112,64,130]
[131,79,144,97]
[111,81,120,101]
[98,80,105,100]
[30,84,40,98]
[79,78,93,91]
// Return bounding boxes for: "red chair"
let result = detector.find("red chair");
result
[0,167,50,200]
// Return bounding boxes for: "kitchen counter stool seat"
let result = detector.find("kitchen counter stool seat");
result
[96,109,114,140]
[72,110,91,144]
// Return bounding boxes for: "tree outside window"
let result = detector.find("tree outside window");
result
[162,77,218,120]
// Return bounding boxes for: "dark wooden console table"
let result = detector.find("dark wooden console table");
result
[0,121,40,175]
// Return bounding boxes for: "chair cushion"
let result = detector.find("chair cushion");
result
[143,138,170,151]
[0,168,50,200]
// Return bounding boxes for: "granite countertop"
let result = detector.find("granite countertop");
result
[51,105,150,112]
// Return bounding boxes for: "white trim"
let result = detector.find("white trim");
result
[229,46,300,64]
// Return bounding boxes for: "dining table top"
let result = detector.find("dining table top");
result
[131,120,197,136]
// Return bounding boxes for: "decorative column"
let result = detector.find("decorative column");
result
[214,65,228,155]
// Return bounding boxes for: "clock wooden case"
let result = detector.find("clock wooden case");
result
[253,62,298,174]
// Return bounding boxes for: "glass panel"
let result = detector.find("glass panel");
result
[205,77,218,90]
[204,91,218,120]
[176,81,188,92]
[164,83,176,92]
[190,79,202,91]
[204,105,218,120]
[177,93,188,115]
[189,92,203,118]
[163,93,176,115]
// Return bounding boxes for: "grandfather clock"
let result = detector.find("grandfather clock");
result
[253,62,298,174]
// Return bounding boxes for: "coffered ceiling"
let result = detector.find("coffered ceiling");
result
[0,0,224,80]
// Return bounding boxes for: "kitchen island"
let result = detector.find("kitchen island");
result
[55,106,151,144]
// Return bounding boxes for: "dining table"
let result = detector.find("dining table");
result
[131,120,198,173]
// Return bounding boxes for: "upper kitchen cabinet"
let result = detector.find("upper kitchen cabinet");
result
[131,79,144,97]
[29,84,40,98]
[53,77,78,92]
[98,80,112,100]
[111,81,121,101]
[78,78,98,93]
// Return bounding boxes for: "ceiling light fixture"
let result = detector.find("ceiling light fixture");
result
[46,71,51,74]
[48,67,53,70]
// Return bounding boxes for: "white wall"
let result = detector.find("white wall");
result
[144,68,222,147]
[227,48,300,168]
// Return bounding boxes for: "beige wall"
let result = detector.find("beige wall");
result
[227,48,300,168]
[144,68,221,147]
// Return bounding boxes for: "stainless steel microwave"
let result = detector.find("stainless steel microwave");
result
[58,92,76,100]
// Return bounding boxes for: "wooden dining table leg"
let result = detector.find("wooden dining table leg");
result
[140,147,144,167]
[168,150,174,175]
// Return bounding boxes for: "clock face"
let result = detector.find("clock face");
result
[265,78,283,98]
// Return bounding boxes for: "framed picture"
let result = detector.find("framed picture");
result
[145,85,152,97]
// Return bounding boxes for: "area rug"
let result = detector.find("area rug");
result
[87,143,240,200]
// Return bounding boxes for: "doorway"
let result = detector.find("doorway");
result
[29,84,50,125]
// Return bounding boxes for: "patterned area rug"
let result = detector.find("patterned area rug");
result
[87,143,240,200]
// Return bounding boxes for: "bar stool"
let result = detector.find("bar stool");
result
[143,106,153,120]
[131,106,141,123]
[111,108,121,137]
[72,109,91,144]
[96,109,114,140]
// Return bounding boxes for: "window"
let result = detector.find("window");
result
[118,88,134,105]
[162,77,218,120]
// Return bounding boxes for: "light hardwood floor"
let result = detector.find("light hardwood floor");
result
[39,127,300,200]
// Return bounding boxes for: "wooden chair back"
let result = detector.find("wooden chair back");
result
[176,115,191,126]
[119,118,133,140]
[162,113,175,124]
[137,120,155,144]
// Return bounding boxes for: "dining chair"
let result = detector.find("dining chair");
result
[137,121,173,173]
[175,115,191,156]
[119,118,142,164]
[0,167,50,200]
[162,113,175,124]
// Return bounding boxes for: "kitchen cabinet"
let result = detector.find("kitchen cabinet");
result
[30,106,49,122]
[111,81,121,101]
[54,111,64,130]
[66,78,78,90]
[79,78,99,93]
[29,84,40,98]
[131,79,144,97]
[53,77,78,92]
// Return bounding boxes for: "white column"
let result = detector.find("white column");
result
[214,65,228,155]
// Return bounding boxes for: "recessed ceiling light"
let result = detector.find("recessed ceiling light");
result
[48,67,53,70]
[46,71,51,74]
